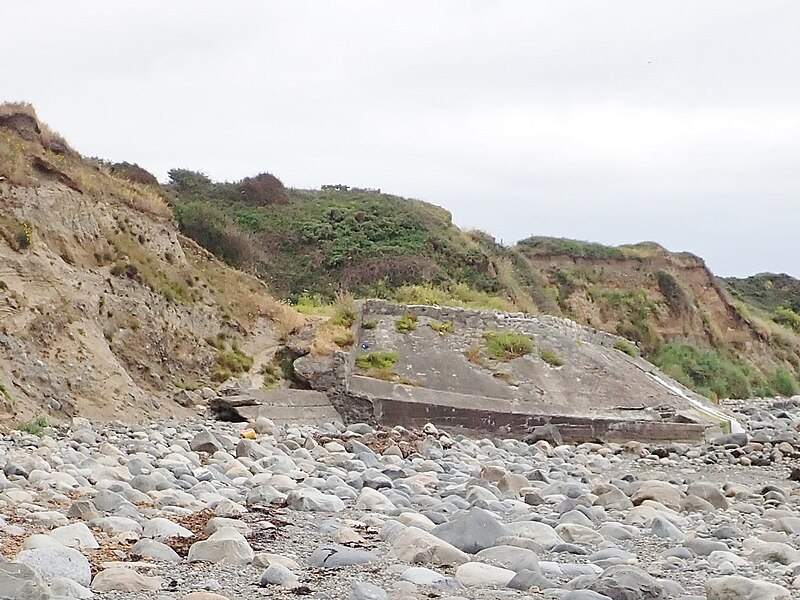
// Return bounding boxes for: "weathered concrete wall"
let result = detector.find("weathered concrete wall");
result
[301,300,736,442]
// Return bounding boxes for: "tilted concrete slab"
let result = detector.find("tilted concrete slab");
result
[211,389,341,425]
[329,300,738,442]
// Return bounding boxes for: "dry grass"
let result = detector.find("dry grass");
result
[465,344,483,364]
[0,102,169,217]
[309,323,354,357]
[0,129,36,185]
[0,101,37,118]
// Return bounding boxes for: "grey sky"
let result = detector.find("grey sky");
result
[3,1,798,277]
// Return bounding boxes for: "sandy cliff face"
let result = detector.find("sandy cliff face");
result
[510,242,798,374]
[0,105,300,423]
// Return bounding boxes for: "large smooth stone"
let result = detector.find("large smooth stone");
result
[706,576,791,600]
[432,507,511,554]
[586,565,667,599]
[187,527,254,566]
[455,562,516,587]
[90,568,164,592]
[14,547,92,588]
[308,545,378,568]
[389,527,470,566]
[0,562,52,600]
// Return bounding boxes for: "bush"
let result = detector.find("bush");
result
[484,332,533,360]
[331,328,355,348]
[650,342,751,400]
[212,345,253,382]
[110,162,159,186]
[173,202,255,268]
[774,307,800,332]
[395,314,418,334]
[770,368,799,397]
[539,348,564,367]
[15,223,32,249]
[239,172,289,206]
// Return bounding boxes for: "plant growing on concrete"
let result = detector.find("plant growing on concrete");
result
[613,339,639,357]
[362,319,378,330]
[539,348,564,367]
[484,332,533,360]
[395,314,418,334]
[354,351,400,382]
[428,320,454,334]
[355,351,398,370]
[464,345,484,365]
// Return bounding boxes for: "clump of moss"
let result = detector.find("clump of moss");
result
[539,348,564,367]
[484,332,533,360]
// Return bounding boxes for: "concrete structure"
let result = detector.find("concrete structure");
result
[318,300,736,443]
[217,301,739,443]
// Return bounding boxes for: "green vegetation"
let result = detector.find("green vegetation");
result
[656,270,692,315]
[613,339,640,357]
[16,416,50,436]
[773,307,800,332]
[168,175,498,300]
[332,306,357,328]
[395,314,418,334]
[261,363,283,389]
[355,351,399,370]
[725,273,800,313]
[293,293,356,326]
[159,168,800,401]
[109,233,193,303]
[518,236,624,259]
[0,216,33,252]
[770,368,799,397]
[484,332,534,361]
[16,222,32,249]
[429,320,454,334]
[210,341,253,382]
[391,283,511,311]
[603,289,660,352]
[362,319,378,330]
[354,351,399,380]
[539,348,564,367]
[650,342,752,400]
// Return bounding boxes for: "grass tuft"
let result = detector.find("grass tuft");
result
[16,416,50,436]
[539,348,564,367]
[428,320,454,334]
[484,331,533,360]
[395,314,418,334]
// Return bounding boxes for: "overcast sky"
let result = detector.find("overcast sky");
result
[3,2,798,277]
